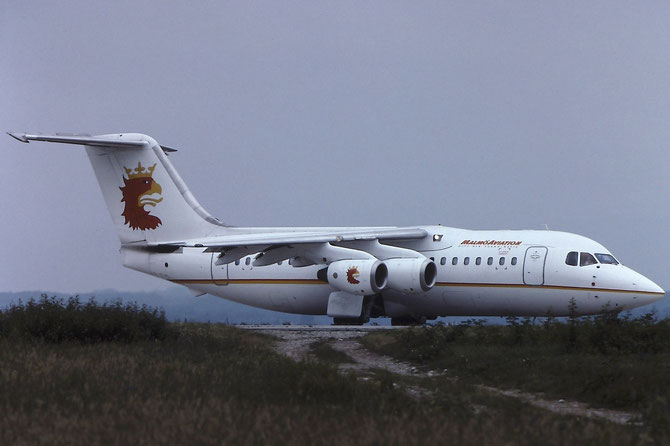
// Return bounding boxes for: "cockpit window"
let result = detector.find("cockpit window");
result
[595,253,619,265]
[565,251,578,266]
[580,252,598,267]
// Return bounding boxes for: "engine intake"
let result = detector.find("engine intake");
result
[385,258,437,293]
[327,259,388,295]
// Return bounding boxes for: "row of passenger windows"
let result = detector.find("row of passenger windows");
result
[436,256,518,266]
[565,251,619,267]
[228,252,621,269]
[235,256,518,267]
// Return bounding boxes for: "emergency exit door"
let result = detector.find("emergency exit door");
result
[523,246,547,285]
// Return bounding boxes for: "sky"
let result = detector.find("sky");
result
[1,1,670,293]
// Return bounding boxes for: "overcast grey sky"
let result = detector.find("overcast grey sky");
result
[2,1,669,293]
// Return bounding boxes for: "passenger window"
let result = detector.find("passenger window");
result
[245,257,251,266]
[476,257,482,265]
[464,257,470,265]
[440,257,446,265]
[565,251,578,266]
[487,257,493,266]
[511,257,517,266]
[235,259,240,266]
[289,258,293,266]
[452,257,458,265]
[580,252,598,267]
[499,257,505,266]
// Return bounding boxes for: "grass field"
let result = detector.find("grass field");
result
[362,313,670,441]
[0,297,664,445]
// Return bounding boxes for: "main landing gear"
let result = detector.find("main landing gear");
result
[331,294,386,326]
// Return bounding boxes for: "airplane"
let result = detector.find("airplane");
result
[7,132,665,325]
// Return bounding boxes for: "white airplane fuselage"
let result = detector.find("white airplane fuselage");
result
[8,132,664,322]
[122,226,663,319]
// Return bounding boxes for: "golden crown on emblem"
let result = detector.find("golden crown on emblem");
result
[124,162,157,179]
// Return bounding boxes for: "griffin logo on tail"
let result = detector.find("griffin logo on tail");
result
[120,162,163,230]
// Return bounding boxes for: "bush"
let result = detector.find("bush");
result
[0,295,177,343]
[367,312,670,368]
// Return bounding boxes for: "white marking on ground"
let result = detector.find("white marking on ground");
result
[478,386,640,425]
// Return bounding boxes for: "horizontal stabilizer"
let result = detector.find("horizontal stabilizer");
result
[7,132,147,148]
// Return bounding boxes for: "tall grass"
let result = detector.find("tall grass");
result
[0,295,175,343]
[0,323,644,445]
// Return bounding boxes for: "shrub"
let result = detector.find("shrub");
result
[0,295,177,343]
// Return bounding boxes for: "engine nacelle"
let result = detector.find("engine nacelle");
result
[385,258,437,293]
[327,259,388,295]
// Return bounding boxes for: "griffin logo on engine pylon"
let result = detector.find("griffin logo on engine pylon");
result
[346,266,360,284]
[120,162,163,230]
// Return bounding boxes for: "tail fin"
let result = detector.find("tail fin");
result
[8,132,227,244]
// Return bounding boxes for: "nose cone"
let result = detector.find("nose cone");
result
[632,270,665,304]
[639,276,664,296]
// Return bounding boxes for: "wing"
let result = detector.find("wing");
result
[149,227,431,266]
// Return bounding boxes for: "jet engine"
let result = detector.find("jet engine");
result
[385,258,437,293]
[327,259,388,295]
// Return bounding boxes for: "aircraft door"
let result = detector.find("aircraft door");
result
[211,252,229,285]
[523,246,547,285]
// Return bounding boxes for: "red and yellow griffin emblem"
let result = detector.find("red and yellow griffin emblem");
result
[346,266,360,284]
[120,162,163,230]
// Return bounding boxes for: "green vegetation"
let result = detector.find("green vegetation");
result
[0,295,175,343]
[308,339,355,365]
[362,312,670,437]
[0,298,660,444]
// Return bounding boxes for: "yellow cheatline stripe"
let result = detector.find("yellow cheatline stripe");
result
[171,279,663,295]
[434,282,664,295]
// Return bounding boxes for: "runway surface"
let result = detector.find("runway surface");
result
[236,324,401,332]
